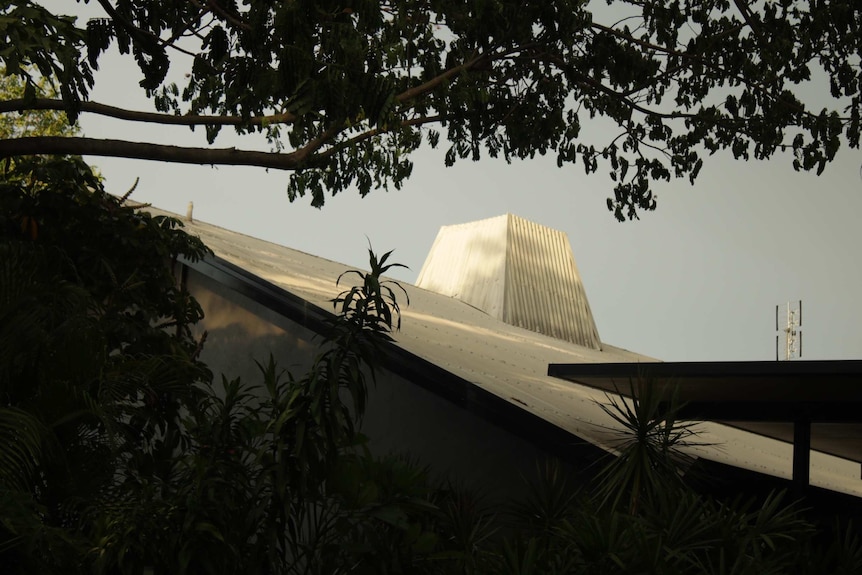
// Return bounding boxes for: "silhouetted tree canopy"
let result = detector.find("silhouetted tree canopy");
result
[1,0,860,219]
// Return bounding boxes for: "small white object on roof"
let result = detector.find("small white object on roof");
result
[416,214,602,350]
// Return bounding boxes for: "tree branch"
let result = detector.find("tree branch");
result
[589,17,791,108]
[536,53,696,121]
[590,20,746,59]
[544,30,824,124]
[189,0,252,31]
[5,52,486,133]
[590,22,685,57]
[97,0,198,58]
[0,110,448,171]
[392,45,538,109]
[312,115,446,164]
[395,52,486,104]
[732,0,766,44]
[0,137,307,170]
[292,121,346,163]
[0,98,297,127]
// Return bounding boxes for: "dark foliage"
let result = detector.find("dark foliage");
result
[2,1,860,218]
[0,155,211,573]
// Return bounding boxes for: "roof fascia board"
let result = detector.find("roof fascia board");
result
[549,360,862,379]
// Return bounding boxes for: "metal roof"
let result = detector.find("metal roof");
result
[416,214,602,349]
[148,207,862,498]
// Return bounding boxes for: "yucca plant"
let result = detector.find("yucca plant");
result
[591,378,705,515]
[479,379,855,575]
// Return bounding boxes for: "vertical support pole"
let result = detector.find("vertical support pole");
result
[792,418,811,498]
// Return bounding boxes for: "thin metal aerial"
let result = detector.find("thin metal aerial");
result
[776,300,802,361]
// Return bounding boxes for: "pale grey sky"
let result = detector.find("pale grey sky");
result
[37,2,862,362]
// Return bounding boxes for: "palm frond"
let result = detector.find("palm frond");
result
[0,407,50,491]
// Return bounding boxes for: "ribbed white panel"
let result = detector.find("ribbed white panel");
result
[417,214,601,349]
[504,215,601,349]
[416,215,509,319]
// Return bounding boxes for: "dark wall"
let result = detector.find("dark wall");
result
[184,266,572,497]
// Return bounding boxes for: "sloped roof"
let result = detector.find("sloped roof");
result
[149,206,862,497]
[416,214,601,349]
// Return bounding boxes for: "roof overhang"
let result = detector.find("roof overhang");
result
[548,360,862,422]
[548,360,862,491]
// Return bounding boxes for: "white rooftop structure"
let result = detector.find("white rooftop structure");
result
[417,214,602,349]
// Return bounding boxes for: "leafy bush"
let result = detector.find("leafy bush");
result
[0,155,210,573]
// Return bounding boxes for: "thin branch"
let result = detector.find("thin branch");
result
[0,98,297,127]
[600,131,631,156]
[620,62,686,97]
[542,37,830,124]
[159,9,207,49]
[395,52,485,103]
[496,77,540,127]
[97,0,198,58]
[732,0,766,44]
[590,20,747,62]
[634,136,674,160]
[589,15,793,111]
[590,22,686,58]
[314,115,445,163]
[0,137,308,170]
[292,121,346,163]
[537,53,696,121]
[394,44,541,109]
[189,0,252,31]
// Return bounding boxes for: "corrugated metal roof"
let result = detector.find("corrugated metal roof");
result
[145,206,862,498]
[417,214,602,349]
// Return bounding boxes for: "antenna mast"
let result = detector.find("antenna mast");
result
[775,300,802,361]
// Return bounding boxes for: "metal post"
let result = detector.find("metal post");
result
[792,418,811,498]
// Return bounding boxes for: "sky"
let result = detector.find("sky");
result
[32,2,862,362]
